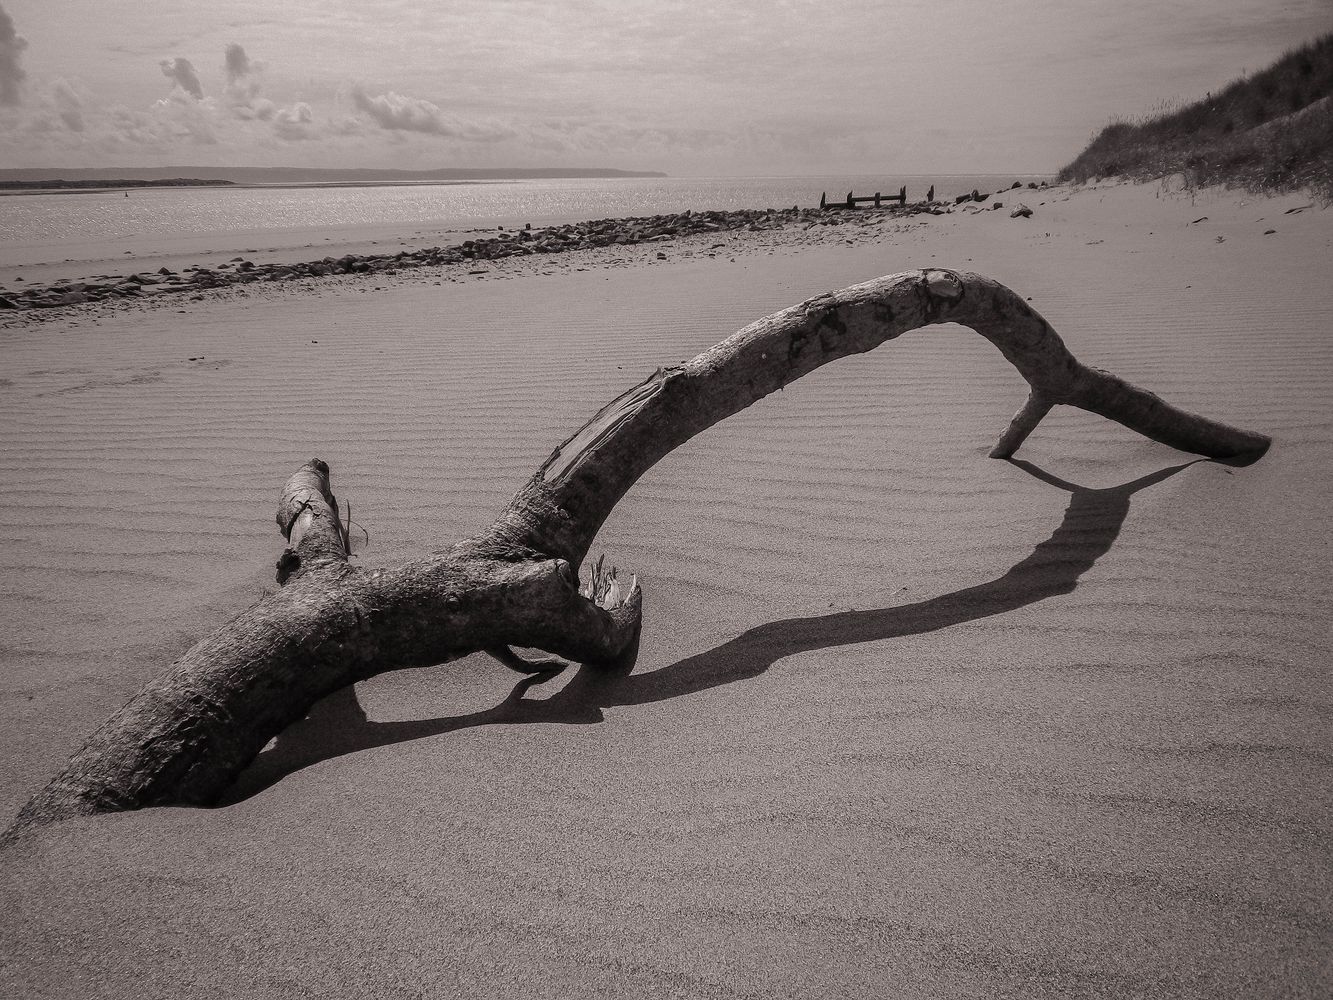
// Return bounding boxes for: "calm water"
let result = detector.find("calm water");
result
[0,174,1047,254]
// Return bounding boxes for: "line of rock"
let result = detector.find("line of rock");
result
[0,203,949,312]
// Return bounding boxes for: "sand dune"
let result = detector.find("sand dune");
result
[1,181,1330,998]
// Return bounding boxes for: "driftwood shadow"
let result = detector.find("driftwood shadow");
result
[222,458,1196,804]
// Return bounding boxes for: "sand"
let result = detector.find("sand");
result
[1,180,1330,999]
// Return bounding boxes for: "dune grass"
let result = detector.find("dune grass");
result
[1059,33,1333,198]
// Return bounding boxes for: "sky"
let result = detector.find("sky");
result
[0,0,1329,176]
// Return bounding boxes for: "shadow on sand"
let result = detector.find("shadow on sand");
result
[222,458,1197,804]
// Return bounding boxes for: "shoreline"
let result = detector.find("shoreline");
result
[1,185,1056,315]
[0,203,940,313]
[0,174,1054,289]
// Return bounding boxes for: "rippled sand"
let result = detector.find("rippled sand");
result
[1,181,1330,998]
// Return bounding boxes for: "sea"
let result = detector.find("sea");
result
[0,173,1050,263]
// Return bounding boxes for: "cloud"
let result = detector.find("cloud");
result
[146,88,219,144]
[351,86,515,141]
[95,105,193,151]
[159,56,203,100]
[0,2,27,105]
[244,97,276,121]
[224,42,252,84]
[53,79,84,132]
[273,101,314,141]
[223,42,276,119]
[325,114,364,137]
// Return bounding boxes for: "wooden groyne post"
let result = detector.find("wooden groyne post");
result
[819,185,909,209]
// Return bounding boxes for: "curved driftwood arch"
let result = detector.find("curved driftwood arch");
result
[6,269,1269,840]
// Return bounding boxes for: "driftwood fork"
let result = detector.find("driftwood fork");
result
[6,269,1269,840]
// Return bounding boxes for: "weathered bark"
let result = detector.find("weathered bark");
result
[5,269,1269,841]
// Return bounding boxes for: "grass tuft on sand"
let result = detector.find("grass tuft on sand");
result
[1059,32,1333,198]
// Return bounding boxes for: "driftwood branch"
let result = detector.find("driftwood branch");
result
[5,269,1268,840]
[486,269,1268,568]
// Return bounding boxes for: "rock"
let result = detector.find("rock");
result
[1010,205,1033,218]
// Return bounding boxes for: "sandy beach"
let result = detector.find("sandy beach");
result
[1,180,1330,998]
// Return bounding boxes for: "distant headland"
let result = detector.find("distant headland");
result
[0,177,236,191]
[0,165,668,190]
